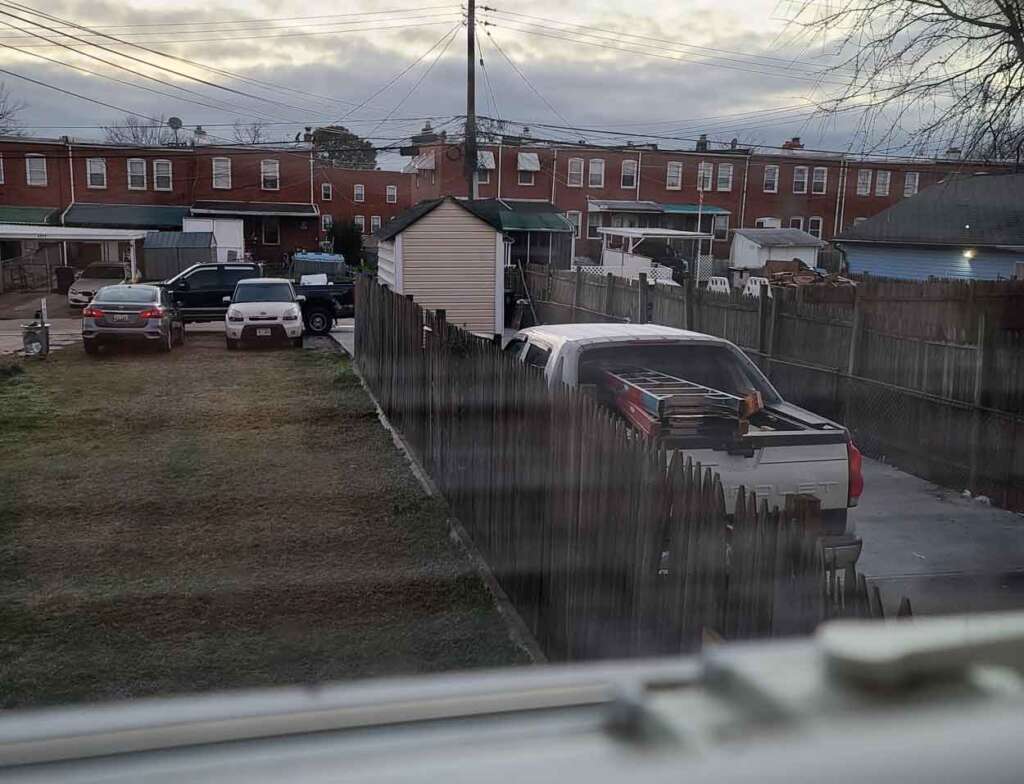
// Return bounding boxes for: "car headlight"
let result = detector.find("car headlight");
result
[227,308,244,322]
[282,306,300,322]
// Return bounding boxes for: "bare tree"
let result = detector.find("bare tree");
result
[103,115,175,146]
[232,120,267,144]
[788,1,1024,158]
[0,82,26,136]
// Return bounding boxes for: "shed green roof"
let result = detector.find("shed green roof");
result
[65,203,189,230]
[0,206,59,225]
[376,197,572,241]
[660,203,731,215]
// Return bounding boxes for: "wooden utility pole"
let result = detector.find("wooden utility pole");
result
[464,0,479,199]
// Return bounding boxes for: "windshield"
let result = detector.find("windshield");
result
[94,285,159,303]
[81,264,124,279]
[233,282,294,302]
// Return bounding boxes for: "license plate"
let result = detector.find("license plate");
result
[113,314,130,322]
[256,328,271,336]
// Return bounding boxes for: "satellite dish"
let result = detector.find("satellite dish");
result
[167,117,183,130]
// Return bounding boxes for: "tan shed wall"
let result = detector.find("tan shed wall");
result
[400,200,498,334]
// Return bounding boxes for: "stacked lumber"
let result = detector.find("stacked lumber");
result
[770,269,856,288]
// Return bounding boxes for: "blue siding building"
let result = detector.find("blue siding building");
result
[845,245,1022,281]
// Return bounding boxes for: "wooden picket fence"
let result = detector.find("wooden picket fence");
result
[355,277,882,661]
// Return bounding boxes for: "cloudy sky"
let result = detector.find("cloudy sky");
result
[0,0,888,166]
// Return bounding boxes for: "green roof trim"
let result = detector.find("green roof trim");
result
[65,203,189,230]
[376,197,572,241]
[660,203,731,215]
[0,206,59,225]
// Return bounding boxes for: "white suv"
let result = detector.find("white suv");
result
[224,278,305,350]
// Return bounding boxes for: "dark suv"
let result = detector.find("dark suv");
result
[161,262,262,323]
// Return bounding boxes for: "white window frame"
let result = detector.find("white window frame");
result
[716,162,733,192]
[763,164,779,193]
[567,157,584,187]
[127,158,147,191]
[478,168,491,185]
[812,166,827,194]
[212,157,231,189]
[0,153,4,184]
[321,183,333,201]
[903,171,919,197]
[713,214,729,240]
[566,209,582,239]
[875,170,891,196]
[260,159,280,191]
[754,217,781,228]
[588,158,605,188]
[808,216,823,239]
[153,159,172,192]
[354,215,366,233]
[792,165,808,194]
[666,161,683,190]
[518,169,535,186]
[697,161,713,192]
[386,184,398,203]
[856,169,872,196]
[789,216,804,231]
[321,214,333,232]
[354,183,365,202]
[25,153,46,186]
[620,159,637,189]
[262,217,280,245]
[370,215,382,232]
[86,157,106,189]
[587,211,602,239]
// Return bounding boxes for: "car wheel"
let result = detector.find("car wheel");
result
[226,337,238,351]
[83,338,99,355]
[291,336,303,349]
[305,308,333,335]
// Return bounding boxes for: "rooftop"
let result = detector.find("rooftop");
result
[733,228,827,248]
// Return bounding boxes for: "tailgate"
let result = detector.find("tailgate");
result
[683,440,848,512]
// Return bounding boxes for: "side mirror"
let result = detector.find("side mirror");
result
[295,294,306,303]
[222,295,232,304]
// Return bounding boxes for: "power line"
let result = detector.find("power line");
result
[478,32,501,125]
[483,27,571,127]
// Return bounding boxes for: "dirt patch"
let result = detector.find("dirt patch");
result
[0,335,526,709]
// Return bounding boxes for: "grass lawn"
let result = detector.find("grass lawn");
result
[0,336,526,709]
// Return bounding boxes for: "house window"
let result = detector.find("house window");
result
[755,217,781,228]
[789,216,804,231]
[371,215,382,232]
[567,157,584,187]
[354,184,365,202]
[262,217,280,245]
[25,154,46,186]
[260,159,280,190]
[666,161,683,190]
[716,163,733,192]
[518,169,535,186]
[621,159,637,189]
[812,166,827,194]
[792,165,808,194]
[0,154,4,184]
[875,170,891,196]
[697,161,713,191]
[713,214,729,240]
[354,215,366,233]
[321,183,333,201]
[321,214,333,232]
[763,164,778,193]
[588,158,605,188]
[478,168,490,184]
[566,210,581,239]
[386,184,398,203]
[808,216,823,238]
[903,171,919,197]
[153,159,172,191]
[212,157,231,189]
[587,211,602,239]
[86,157,106,189]
[856,169,872,195]
[127,158,146,190]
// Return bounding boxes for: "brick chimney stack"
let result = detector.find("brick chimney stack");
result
[782,136,804,150]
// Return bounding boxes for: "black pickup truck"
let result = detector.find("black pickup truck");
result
[160,262,354,334]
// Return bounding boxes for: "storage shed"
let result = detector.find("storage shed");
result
[142,231,216,280]
[729,228,825,270]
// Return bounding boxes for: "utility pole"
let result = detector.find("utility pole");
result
[465,0,479,199]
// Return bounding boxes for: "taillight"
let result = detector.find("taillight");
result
[138,308,165,319]
[847,440,864,507]
[82,306,103,318]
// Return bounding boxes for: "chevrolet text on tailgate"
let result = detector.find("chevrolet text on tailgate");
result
[506,323,864,560]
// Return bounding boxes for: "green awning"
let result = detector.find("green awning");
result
[65,203,189,230]
[497,210,574,232]
[0,206,59,225]
[660,203,731,215]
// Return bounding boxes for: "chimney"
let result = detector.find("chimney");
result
[730,137,738,150]
[946,146,962,159]
[782,136,803,150]
[696,133,708,152]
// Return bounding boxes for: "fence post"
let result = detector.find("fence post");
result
[684,268,695,330]
[572,267,584,323]
[638,272,648,324]
[968,309,988,490]
[604,273,614,319]
[756,284,768,355]
[842,288,863,424]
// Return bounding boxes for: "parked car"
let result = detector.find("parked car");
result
[505,323,863,566]
[81,284,185,355]
[224,278,305,349]
[67,263,127,309]
[162,262,353,335]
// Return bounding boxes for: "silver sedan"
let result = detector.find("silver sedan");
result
[81,284,185,355]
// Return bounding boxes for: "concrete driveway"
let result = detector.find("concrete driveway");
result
[0,318,81,355]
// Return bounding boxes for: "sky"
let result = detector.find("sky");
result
[0,0,889,167]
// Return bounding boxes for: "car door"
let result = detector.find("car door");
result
[173,267,223,320]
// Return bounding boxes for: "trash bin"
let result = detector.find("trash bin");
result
[22,320,50,357]
[55,266,76,295]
